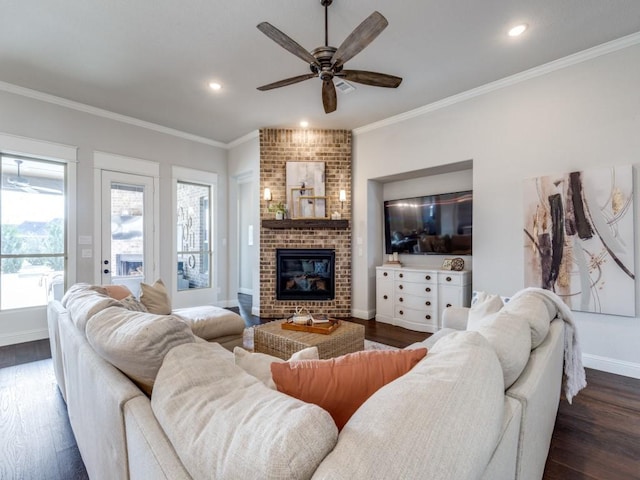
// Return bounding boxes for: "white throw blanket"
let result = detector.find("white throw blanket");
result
[510,287,587,403]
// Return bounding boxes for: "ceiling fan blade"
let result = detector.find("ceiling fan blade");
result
[257,73,317,91]
[322,80,337,114]
[331,11,388,69]
[338,70,402,88]
[257,22,319,67]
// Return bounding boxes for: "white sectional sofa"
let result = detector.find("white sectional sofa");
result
[47,284,580,480]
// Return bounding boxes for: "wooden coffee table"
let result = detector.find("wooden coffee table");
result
[254,319,365,360]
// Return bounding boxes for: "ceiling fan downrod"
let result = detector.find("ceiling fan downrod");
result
[321,0,333,47]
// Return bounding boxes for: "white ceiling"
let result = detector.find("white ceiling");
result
[2,1,640,145]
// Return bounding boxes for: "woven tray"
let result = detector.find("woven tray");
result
[281,320,340,335]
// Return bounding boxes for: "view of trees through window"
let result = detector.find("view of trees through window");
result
[0,156,66,309]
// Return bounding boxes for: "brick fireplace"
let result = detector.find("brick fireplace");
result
[260,128,351,319]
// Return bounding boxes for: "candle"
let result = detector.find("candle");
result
[393,252,398,261]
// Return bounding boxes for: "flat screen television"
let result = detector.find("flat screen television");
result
[384,190,472,255]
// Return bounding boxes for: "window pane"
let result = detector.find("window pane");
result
[1,156,66,309]
[110,183,144,286]
[177,181,211,290]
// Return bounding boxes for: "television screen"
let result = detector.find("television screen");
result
[384,190,472,255]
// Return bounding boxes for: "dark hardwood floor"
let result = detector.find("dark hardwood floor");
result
[1,295,638,480]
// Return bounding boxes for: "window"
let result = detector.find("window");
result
[1,155,67,309]
[177,181,212,290]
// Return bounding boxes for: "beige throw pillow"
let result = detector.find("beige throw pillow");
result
[140,279,171,315]
[233,346,319,389]
[86,306,195,395]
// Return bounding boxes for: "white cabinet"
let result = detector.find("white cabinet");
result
[375,266,471,332]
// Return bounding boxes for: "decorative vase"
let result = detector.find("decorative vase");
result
[275,211,284,220]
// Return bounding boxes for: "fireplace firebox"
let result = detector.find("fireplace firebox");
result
[276,249,335,301]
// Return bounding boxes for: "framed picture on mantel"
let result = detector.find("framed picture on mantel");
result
[286,161,326,219]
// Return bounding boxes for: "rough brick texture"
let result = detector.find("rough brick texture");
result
[260,129,351,318]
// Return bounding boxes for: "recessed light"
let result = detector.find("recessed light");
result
[209,82,222,91]
[300,120,309,128]
[508,24,528,37]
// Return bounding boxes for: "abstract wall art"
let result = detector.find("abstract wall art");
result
[523,165,635,316]
[286,161,326,219]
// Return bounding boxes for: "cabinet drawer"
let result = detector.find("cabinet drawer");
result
[396,293,435,310]
[395,270,436,283]
[394,306,437,326]
[396,282,435,297]
[377,269,394,280]
[437,272,468,286]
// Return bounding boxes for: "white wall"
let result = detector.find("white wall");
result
[0,89,229,343]
[352,42,640,378]
[227,134,260,314]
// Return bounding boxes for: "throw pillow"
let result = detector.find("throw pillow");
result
[271,348,427,430]
[467,292,503,330]
[140,279,171,315]
[101,284,133,300]
[86,306,195,395]
[233,346,319,388]
[119,295,148,312]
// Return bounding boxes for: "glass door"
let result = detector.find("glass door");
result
[100,171,154,295]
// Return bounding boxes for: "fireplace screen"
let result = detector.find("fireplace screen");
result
[276,249,335,301]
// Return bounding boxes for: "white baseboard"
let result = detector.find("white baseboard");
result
[217,299,239,308]
[251,306,260,317]
[582,353,640,379]
[0,328,49,347]
[351,308,375,320]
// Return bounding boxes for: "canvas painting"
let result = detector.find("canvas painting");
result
[286,161,326,219]
[523,165,635,316]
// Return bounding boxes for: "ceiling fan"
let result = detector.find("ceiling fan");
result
[256,0,402,114]
[5,159,63,195]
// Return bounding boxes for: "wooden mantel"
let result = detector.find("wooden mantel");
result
[261,219,349,229]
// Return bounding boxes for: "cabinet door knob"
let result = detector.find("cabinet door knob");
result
[399,285,403,290]
[399,310,404,315]
[425,275,431,280]
[446,276,452,282]
[425,287,431,292]
[399,297,403,302]
[425,301,431,306]
[399,273,404,278]
[446,303,452,308]
[383,295,388,300]
[426,315,431,320]
[383,272,388,277]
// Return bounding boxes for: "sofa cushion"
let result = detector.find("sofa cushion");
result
[172,305,245,340]
[467,292,503,329]
[468,310,531,389]
[233,346,319,388]
[312,331,504,480]
[502,292,554,349]
[271,348,427,430]
[85,306,195,395]
[139,279,171,315]
[119,295,148,312]
[61,283,122,332]
[151,343,338,480]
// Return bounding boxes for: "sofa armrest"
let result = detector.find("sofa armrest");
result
[442,307,470,330]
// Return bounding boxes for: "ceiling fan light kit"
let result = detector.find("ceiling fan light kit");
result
[257,0,402,114]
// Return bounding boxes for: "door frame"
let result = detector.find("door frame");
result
[93,151,159,286]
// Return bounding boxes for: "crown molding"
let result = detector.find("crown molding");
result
[354,31,640,136]
[0,81,227,149]
[226,129,259,149]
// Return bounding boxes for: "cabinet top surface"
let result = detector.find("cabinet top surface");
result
[376,265,470,274]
